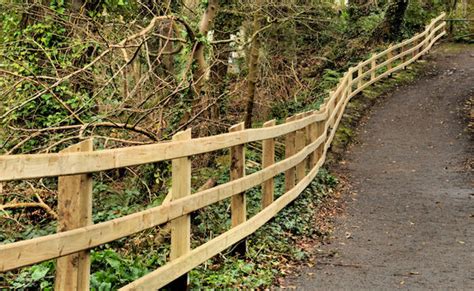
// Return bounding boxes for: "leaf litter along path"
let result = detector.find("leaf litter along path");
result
[285,43,474,290]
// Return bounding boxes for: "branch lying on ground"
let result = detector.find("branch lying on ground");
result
[0,192,58,219]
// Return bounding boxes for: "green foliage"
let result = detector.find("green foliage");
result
[188,169,337,288]
[90,249,151,290]
[0,6,98,153]
[319,69,343,91]
[446,1,474,43]
[7,261,54,290]
[357,12,385,35]
[190,259,275,288]
[346,7,384,38]
[403,0,440,37]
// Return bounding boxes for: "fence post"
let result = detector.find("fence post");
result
[412,38,417,59]
[308,113,317,169]
[428,21,434,47]
[387,45,393,72]
[441,14,447,36]
[167,129,192,290]
[315,117,325,165]
[229,122,246,256]
[401,44,406,69]
[285,115,297,192]
[347,68,353,98]
[422,24,430,56]
[371,54,376,80]
[262,120,276,208]
[55,139,93,291]
[357,62,363,88]
[328,90,336,128]
[295,113,306,182]
[303,111,313,169]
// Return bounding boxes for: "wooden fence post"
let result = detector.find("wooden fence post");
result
[357,62,363,88]
[328,91,336,128]
[315,116,325,165]
[229,122,246,255]
[428,22,433,48]
[412,38,417,59]
[387,45,393,72]
[167,129,192,290]
[295,113,306,182]
[303,111,313,169]
[401,44,406,68]
[347,68,353,97]
[55,139,93,291]
[422,25,429,56]
[262,120,276,208]
[371,54,376,80]
[284,116,297,192]
[308,112,318,168]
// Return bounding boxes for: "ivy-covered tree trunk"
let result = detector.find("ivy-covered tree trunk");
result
[210,1,243,120]
[244,1,263,129]
[373,0,409,42]
[193,0,219,92]
[193,0,219,119]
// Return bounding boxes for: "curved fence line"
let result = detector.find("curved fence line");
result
[0,13,446,290]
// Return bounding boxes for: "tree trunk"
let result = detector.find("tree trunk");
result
[191,0,218,121]
[373,0,409,42]
[244,2,263,128]
[193,0,219,92]
[210,4,244,120]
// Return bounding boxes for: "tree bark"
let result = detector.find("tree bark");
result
[193,0,219,92]
[191,0,219,122]
[244,2,263,128]
[373,0,409,42]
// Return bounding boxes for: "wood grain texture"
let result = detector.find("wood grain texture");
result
[285,116,297,191]
[0,112,327,182]
[55,140,93,291]
[387,45,393,71]
[357,62,363,88]
[168,129,192,288]
[295,128,306,182]
[229,123,246,228]
[170,129,192,260]
[262,120,276,208]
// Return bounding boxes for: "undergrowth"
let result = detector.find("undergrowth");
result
[1,168,337,289]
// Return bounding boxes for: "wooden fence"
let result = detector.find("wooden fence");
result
[0,13,446,290]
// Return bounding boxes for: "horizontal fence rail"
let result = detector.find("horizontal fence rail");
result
[0,13,446,290]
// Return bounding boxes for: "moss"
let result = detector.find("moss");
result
[437,43,474,53]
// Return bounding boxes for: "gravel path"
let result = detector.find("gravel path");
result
[288,43,474,290]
